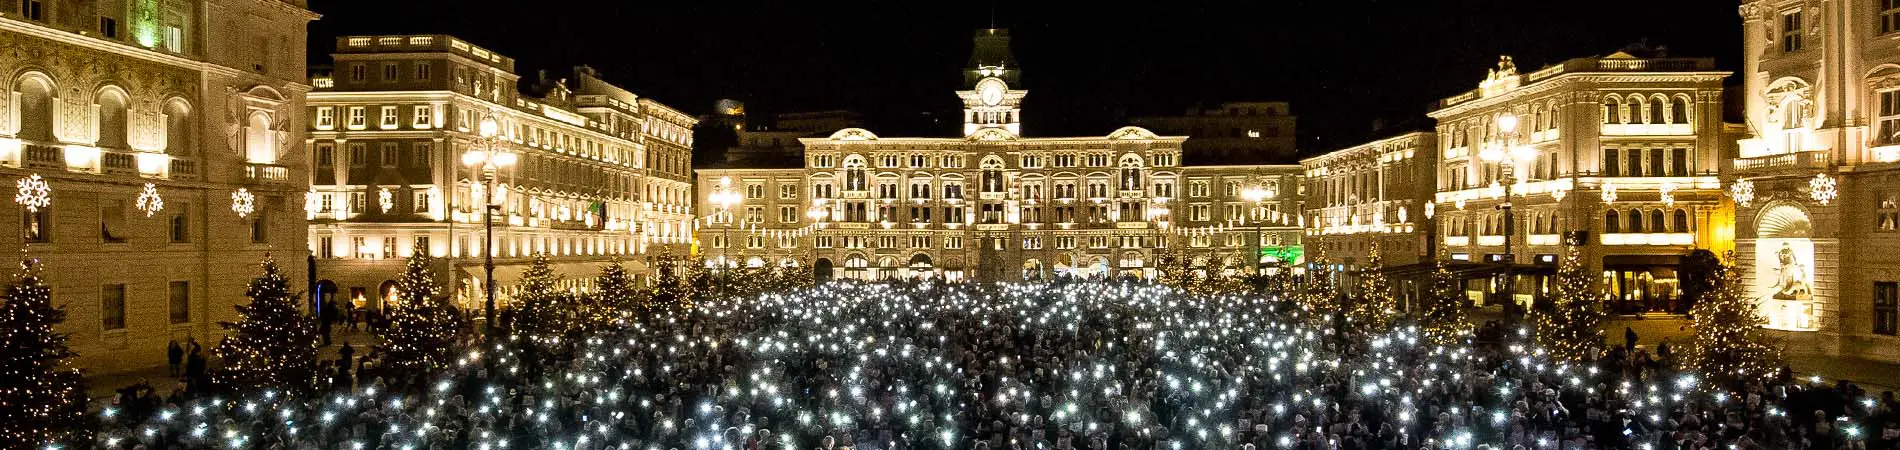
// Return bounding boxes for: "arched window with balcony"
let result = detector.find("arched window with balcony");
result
[1626,209,1645,232]
[96,87,129,149]
[1605,210,1622,233]
[244,111,274,163]
[1649,209,1666,232]
[163,99,191,155]
[1672,209,1690,232]
[1672,95,1691,125]
[1118,155,1143,192]
[16,75,55,142]
[842,155,867,191]
[1602,96,1621,124]
[1649,94,1668,124]
[981,156,1005,193]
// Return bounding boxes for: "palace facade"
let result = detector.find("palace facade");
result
[0,0,317,372]
[696,29,1304,282]
[1300,132,1437,303]
[1733,0,1900,359]
[1427,53,1729,312]
[306,35,695,313]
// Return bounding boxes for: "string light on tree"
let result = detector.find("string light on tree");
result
[232,188,257,218]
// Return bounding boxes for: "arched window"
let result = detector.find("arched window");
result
[96,88,129,149]
[1672,96,1691,124]
[1649,209,1666,232]
[1545,101,1560,130]
[981,157,1005,193]
[842,156,867,191]
[1648,95,1667,124]
[16,76,55,142]
[244,111,274,163]
[1602,96,1620,124]
[1118,155,1143,192]
[1672,209,1690,232]
[163,99,192,155]
[1605,210,1621,233]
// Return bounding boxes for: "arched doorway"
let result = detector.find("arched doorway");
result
[908,253,934,279]
[1053,254,1076,278]
[1022,259,1044,281]
[813,258,834,283]
[377,280,400,310]
[877,256,898,280]
[843,254,869,280]
[315,279,339,314]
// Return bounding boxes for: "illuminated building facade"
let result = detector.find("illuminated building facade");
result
[1429,53,1728,311]
[1301,132,1438,301]
[306,35,693,312]
[1733,0,1900,357]
[0,0,317,372]
[696,29,1304,282]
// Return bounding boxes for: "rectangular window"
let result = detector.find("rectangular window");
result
[382,63,399,82]
[169,281,190,324]
[379,106,399,129]
[1627,150,1645,177]
[101,200,126,243]
[101,284,126,331]
[416,63,433,81]
[380,143,399,168]
[169,203,189,243]
[1190,181,1209,197]
[350,192,366,214]
[1877,281,1899,335]
[1671,149,1689,176]
[315,107,336,129]
[412,105,432,129]
[1885,0,1900,35]
[746,183,765,199]
[1878,192,1900,231]
[346,106,367,129]
[23,207,49,243]
[381,236,397,259]
[780,206,798,223]
[100,16,117,38]
[815,236,833,248]
[1603,149,1619,176]
[251,210,268,243]
[1782,10,1804,53]
[414,190,432,213]
[412,142,432,169]
[945,236,963,249]
[1649,149,1666,178]
[319,236,334,258]
[348,63,366,82]
[349,143,367,168]
[780,184,799,200]
[315,143,335,169]
[1882,91,1900,145]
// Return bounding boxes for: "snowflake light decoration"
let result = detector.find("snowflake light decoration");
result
[1730,179,1756,208]
[232,188,257,218]
[378,188,394,213]
[1659,181,1677,208]
[135,183,164,217]
[1550,185,1569,202]
[1601,184,1619,204]
[14,173,50,212]
[1809,173,1838,205]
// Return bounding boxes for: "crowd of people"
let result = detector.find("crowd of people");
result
[87,280,1893,450]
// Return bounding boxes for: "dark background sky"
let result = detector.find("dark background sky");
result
[307,0,1740,156]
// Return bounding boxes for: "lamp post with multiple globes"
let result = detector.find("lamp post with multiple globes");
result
[1240,183,1271,275]
[1479,112,1536,312]
[807,206,829,280]
[462,115,516,334]
[708,177,743,298]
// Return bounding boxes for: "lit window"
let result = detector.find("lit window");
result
[1781,10,1804,53]
[412,105,432,129]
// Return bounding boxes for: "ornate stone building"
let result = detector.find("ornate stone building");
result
[306,35,694,313]
[696,29,1304,282]
[1429,53,1728,311]
[1733,0,1900,359]
[1301,132,1437,302]
[0,0,317,372]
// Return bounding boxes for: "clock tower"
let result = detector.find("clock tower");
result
[958,28,1026,138]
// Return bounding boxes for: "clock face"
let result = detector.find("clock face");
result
[979,79,1005,106]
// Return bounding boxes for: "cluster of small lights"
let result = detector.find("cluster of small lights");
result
[76,279,1846,450]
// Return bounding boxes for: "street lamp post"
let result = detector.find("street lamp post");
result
[807,206,828,280]
[462,116,517,334]
[1241,184,1270,276]
[709,177,742,298]
[1480,112,1535,312]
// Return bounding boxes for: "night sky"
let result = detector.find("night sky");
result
[307,0,1740,156]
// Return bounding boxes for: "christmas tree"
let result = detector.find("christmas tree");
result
[1301,249,1340,316]
[591,258,639,329]
[1535,244,1606,362]
[0,258,88,447]
[1346,243,1397,332]
[376,245,464,375]
[646,252,695,313]
[1685,256,1783,386]
[213,257,321,395]
[512,253,574,338]
[1419,252,1469,347]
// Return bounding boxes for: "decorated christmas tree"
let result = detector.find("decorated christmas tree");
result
[1301,249,1340,316]
[646,252,696,313]
[0,258,88,447]
[512,253,574,338]
[1685,256,1783,386]
[1536,244,1606,362]
[1346,243,1398,331]
[1419,252,1469,347]
[213,257,321,395]
[376,245,464,374]
[590,258,639,329]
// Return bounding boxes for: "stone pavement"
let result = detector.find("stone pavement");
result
[83,327,382,402]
